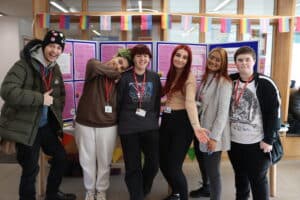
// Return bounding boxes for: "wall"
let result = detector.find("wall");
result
[0,16,21,108]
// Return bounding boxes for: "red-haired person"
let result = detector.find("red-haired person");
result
[117,44,161,200]
[159,45,209,200]
[190,48,232,200]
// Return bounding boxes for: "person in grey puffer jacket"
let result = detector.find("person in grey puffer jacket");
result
[0,30,76,200]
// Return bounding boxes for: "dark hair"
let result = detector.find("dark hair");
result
[202,48,231,84]
[163,45,192,96]
[130,44,152,59]
[234,46,256,62]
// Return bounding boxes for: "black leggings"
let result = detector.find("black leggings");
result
[159,110,194,200]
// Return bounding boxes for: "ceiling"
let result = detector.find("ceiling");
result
[1,0,300,18]
[0,0,152,18]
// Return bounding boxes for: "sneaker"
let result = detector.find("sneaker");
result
[85,191,95,200]
[189,185,210,197]
[45,190,76,200]
[96,191,106,200]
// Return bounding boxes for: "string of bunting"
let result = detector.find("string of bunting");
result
[37,12,300,33]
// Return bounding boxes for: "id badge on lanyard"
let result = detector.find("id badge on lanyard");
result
[133,71,147,117]
[104,78,113,113]
[163,106,172,113]
[136,108,146,117]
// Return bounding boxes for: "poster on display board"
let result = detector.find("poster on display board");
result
[62,82,75,121]
[74,81,85,109]
[57,41,73,81]
[99,41,153,70]
[156,42,207,80]
[73,41,97,80]
[208,41,259,74]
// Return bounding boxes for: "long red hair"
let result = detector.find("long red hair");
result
[201,47,231,85]
[163,45,192,96]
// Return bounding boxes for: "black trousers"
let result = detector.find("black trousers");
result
[16,124,67,200]
[228,142,271,200]
[120,130,159,200]
[159,110,194,200]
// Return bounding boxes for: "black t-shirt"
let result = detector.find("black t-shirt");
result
[117,69,161,135]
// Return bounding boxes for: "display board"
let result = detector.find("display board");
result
[99,41,153,70]
[209,41,259,74]
[58,40,258,122]
[156,42,207,80]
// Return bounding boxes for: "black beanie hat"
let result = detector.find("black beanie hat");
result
[42,30,65,51]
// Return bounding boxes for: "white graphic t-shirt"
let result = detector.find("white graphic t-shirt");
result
[230,80,264,144]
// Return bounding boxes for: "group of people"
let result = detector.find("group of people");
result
[0,29,281,200]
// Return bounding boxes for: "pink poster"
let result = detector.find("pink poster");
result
[127,43,152,69]
[74,81,85,109]
[100,43,126,62]
[63,82,75,120]
[60,41,73,81]
[74,42,96,80]
[157,43,207,80]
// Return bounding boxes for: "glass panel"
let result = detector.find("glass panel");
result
[244,0,274,15]
[127,0,161,12]
[50,22,82,40]
[205,24,237,43]
[243,25,273,76]
[292,2,300,87]
[89,0,122,12]
[291,33,300,87]
[89,21,121,41]
[168,23,199,43]
[169,0,199,13]
[49,0,81,12]
[297,0,300,15]
[128,16,160,41]
[206,0,237,14]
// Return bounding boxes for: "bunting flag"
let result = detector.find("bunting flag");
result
[240,18,251,34]
[38,13,50,29]
[59,15,70,30]
[199,17,211,32]
[141,15,152,30]
[100,15,111,31]
[120,15,132,31]
[296,17,300,32]
[181,15,192,31]
[260,18,270,33]
[79,15,89,30]
[161,14,172,29]
[220,18,232,33]
[278,17,290,32]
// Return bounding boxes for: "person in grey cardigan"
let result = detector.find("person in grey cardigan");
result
[191,48,232,200]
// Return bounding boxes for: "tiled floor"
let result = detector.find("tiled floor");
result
[0,159,299,200]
